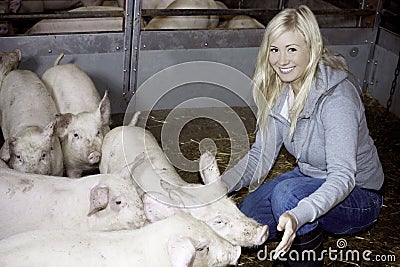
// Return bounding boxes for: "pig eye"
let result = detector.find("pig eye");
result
[110,197,125,212]
[16,155,21,160]
[213,216,227,225]
[41,153,47,160]
[196,245,209,254]
[96,130,101,137]
[73,132,80,139]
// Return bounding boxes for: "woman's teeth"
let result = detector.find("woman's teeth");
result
[280,67,294,73]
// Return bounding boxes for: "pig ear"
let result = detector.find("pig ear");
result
[167,236,196,267]
[8,0,21,13]
[87,184,109,216]
[97,90,111,126]
[0,137,17,162]
[55,113,73,138]
[128,111,141,126]
[142,192,184,223]
[14,48,22,61]
[199,150,221,184]
[42,119,57,142]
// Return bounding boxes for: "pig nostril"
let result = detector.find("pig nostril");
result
[88,151,101,164]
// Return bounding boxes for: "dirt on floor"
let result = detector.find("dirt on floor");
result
[0,91,398,266]
[133,91,399,267]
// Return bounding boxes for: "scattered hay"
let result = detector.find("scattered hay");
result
[112,92,399,266]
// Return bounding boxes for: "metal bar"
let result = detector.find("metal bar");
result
[0,33,124,56]
[122,0,134,106]
[374,0,383,28]
[0,11,123,20]
[360,0,381,92]
[362,27,379,92]
[140,28,375,51]
[358,0,368,27]
[278,0,286,9]
[126,0,142,102]
[141,8,375,17]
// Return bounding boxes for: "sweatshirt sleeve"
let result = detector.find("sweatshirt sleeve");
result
[221,116,284,193]
[290,89,360,229]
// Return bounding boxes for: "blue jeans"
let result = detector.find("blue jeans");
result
[238,167,383,239]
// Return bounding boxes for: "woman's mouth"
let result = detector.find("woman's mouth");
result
[279,67,295,74]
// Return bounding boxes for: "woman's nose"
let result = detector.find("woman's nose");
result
[278,52,289,65]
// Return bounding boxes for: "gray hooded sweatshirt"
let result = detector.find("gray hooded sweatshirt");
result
[221,60,384,229]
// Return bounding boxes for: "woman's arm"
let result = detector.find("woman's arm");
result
[221,117,284,192]
[290,87,361,229]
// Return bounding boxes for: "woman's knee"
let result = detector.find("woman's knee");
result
[270,177,323,216]
[270,178,302,215]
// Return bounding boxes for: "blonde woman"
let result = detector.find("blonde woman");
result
[221,5,384,266]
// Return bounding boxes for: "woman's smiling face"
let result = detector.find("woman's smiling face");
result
[268,30,310,93]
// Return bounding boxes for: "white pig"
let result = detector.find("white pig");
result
[0,159,8,168]
[0,167,146,239]
[5,0,104,13]
[144,0,220,30]
[225,15,265,29]
[0,48,20,87]
[142,0,175,9]
[0,69,64,176]
[100,115,269,247]
[42,53,111,178]
[25,6,124,34]
[0,213,241,267]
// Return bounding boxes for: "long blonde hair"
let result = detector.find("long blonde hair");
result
[252,5,348,137]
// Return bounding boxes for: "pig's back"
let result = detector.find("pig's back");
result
[0,168,97,239]
[42,63,101,114]
[0,70,58,138]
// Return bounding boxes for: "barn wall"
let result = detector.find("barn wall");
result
[0,27,383,114]
[132,28,375,111]
[1,0,399,117]
[369,28,400,117]
[0,33,127,113]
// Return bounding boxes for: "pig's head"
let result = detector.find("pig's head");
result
[166,214,241,267]
[4,0,21,13]
[0,120,58,175]
[55,91,111,178]
[0,48,21,84]
[87,174,147,229]
[142,150,268,247]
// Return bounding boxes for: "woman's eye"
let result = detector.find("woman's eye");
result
[270,48,278,53]
[288,47,297,52]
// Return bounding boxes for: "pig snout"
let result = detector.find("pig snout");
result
[88,151,101,164]
[0,23,9,35]
[254,225,269,245]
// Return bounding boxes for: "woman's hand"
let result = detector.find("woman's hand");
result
[273,211,298,260]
